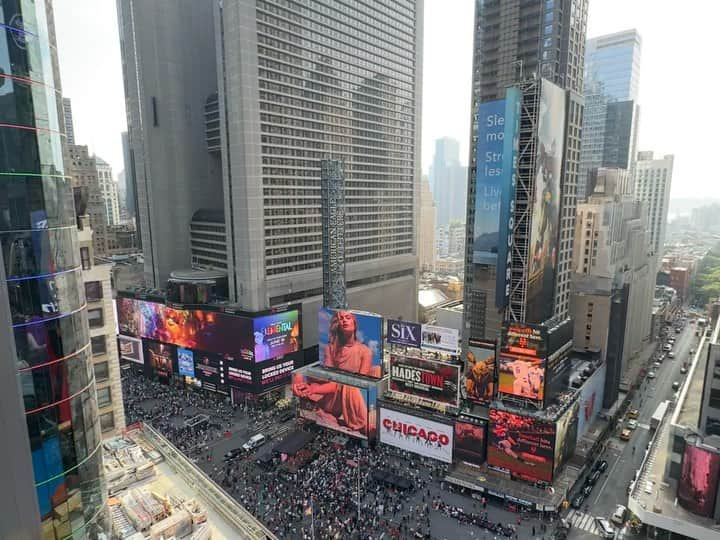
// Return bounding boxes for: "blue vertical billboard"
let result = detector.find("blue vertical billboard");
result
[473,87,521,308]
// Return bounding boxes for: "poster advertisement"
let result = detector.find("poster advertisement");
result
[576,364,606,441]
[258,357,296,388]
[386,319,422,348]
[678,443,720,518]
[177,347,195,378]
[421,324,460,354]
[252,310,301,362]
[292,373,376,439]
[487,408,555,483]
[498,354,546,402]
[389,354,460,407]
[194,351,224,393]
[454,420,487,467]
[526,80,566,323]
[553,400,579,474]
[379,408,454,463]
[143,341,175,381]
[319,308,383,379]
[118,335,144,364]
[464,340,496,404]
[501,323,547,358]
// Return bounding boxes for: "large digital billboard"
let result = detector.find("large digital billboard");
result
[501,323,548,358]
[177,348,195,378]
[389,354,460,407]
[526,80,566,323]
[487,408,555,483]
[194,351,225,393]
[464,340,496,405]
[252,310,301,362]
[454,420,487,467]
[379,408,454,463]
[258,356,297,389]
[118,335,144,364]
[421,324,460,354]
[143,340,175,380]
[386,319,422,348]
[292,373,376,439]
[472,88,521,309]
[678,442,720,518]
[553,401,579,475]
[319,308,383,379]
[497,354,546,402]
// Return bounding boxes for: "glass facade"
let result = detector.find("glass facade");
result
[0,0,107,536]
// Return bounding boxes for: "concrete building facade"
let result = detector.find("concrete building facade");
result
[634,151,674,260]
[96,157,120,226]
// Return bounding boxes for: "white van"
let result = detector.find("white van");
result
[595,517,615,539]
[611,504,626,526]
[242,434,266,452]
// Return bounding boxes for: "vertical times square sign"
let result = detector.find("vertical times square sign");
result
[321,159,347,309]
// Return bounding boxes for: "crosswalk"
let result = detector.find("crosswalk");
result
[566,510,600,536]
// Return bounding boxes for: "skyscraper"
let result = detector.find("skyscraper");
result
[463,0,588,340]
[62,97,76,145]
[578,30,642,199]
[95,156,120,226]
[119,0,423,340]
[0,0,108,536]
[419,177,436,271]
[634,151,674,259]
[429,137,467,227]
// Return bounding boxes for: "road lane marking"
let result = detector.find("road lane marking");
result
[592,449,623,505]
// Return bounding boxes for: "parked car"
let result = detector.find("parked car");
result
[596,517,616,539]
[588,471,601,485]
[672,381,680,391]
[653,361,662,368]
[680,366,688,374]
[647,371,656,379]
[571,494,585,509]
[668,352,675,358]
[597,460,609,473]
[611,504,627,526]
[582,484,593,497]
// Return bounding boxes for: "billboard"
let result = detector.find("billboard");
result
[319,308,383,378]
[143,341,175,380]
[576,363,606,441]
[526,80,566,323]
[421,324,459,354]
[386,319,422,348]
[472,89,521,309]
[487,408,555,483]
[177,348,195,378]
[252,310,301,362]
[292,373,376,439]
[678,442,720,518]
[226,365,253,388]
[497,354,546,402]
[258,356,297,389]
[464,340,496,405]
[553,400,579,475]
[501,323,548,358]
[194,351,224,393]
[379,408,454,463]
[118,335,143,364]
[389,354,460,407]
[454,420,487,467]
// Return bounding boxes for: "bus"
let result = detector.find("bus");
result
[650,400,670,431]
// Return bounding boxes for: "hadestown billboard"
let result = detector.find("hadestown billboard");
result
[378,408,454,463]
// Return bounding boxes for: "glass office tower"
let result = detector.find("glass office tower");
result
[0,0,107,536]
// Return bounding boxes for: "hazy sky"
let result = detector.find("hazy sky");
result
[54,0,717,199]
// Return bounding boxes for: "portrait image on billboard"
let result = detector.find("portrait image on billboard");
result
[319,308,383,379]
[420,324,459,354]
[177,347,195,378]
[464,340,496,405]
[487,408,555,483]
[252,309,301,362]
[386,319,422,348]
[677,442,720,518]
[292,373,375,439]
[553,400,579,475]
[143,340,175,381]
[498,354,546,402]
[118,335,143,364]
[389,354,460,407]
[454,420,487,467]
[526,80,566,323]
[379,408,454,463]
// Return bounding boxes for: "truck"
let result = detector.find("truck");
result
[650,400,670,431]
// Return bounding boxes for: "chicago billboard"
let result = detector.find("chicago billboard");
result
[526,80,566,323]
[454,420,487,467]
[118,335,143,364]
[472,88,521,309]
[386,319,422,348]
[292,373,376,439]
[464,340,496,405]
[379,408,454,463]
[553,400,579,475]
[319,308,383,378]
[678,442,720,518]
[389,354,460,407]
[421,324,460,354]
[487,408,555,483]
[497,354,546,402]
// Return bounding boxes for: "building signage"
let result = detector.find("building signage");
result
[501,323,547,358]
[421,324,460,354]
[389,354,460,407]
[386,319,422,348]
[379,408,454,463]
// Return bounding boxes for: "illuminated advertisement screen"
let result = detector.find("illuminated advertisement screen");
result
[319,308,383,379]
[678,443,720,518]
[143,340,175,380]
[487,408,555,483]
[454,420,487,467]
[389,354,460,407]
[292,373,376,439]
[501,323,547,358]
[225,365,253,388]
[379,408,453,463]
[118,335,143,364]
[464,340,495,405]
[252,310,301,362]
[194,351,225,393]
[177,348,195,378]
[386,319,422,348]
[421,324,459,354]
[116,297,255,360]
[258,356,297,389]
[498,354,546,402]
[553,401,579,475]
[526,80,566,323]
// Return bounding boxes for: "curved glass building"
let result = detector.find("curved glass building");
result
[0,0,107,536]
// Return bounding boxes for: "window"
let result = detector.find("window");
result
[80,247,91,270]
[84,281,103,302]
[96,386,112,408]
[100,412,115,433]
[88,308,104,328]
[544,24,553,35]
[91,335,106,356]
[94,361,109,382]
[709,388,720,409]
